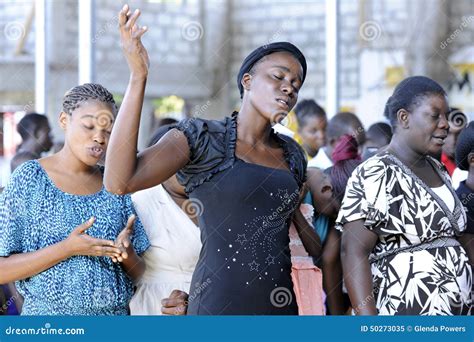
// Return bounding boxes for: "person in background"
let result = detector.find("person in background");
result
[10,113,53,172]
[294,99,327,160]
[455,121,474,261]
[0,83,149,315]
[441,108,466,176]
[130,125,201,315]
[338,76,472,315]
[308,112,365,169]
[156,117,178,128]
[306,134,362,315]
[361,122,392,160]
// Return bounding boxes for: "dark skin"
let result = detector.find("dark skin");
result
[341,94,474,315]
[162,175,199,226]
[19,121,53,156]
[306,167,346,314]
[0,101,145,285]
[298,116,327,158]
[106,5,322,314]
[459,153,474,264]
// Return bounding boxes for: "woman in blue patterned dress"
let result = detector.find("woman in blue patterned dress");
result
[0,83,150,315]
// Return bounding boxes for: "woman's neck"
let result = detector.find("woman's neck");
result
[54,146,96,174]
[237,100,273,146]
[388,135,428,169]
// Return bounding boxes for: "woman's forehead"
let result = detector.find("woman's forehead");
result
[259,52,303,75]
[74,101,114,116]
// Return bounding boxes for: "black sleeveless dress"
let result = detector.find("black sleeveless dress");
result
[174,112,307,315]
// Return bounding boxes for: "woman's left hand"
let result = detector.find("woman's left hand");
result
[113,214,136,262]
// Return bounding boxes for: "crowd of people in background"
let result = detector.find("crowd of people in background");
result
[0,4,472,316]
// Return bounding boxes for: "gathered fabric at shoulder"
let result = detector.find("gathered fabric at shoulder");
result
[174,115,236,194]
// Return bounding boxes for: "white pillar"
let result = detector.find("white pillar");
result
[35,0,47,113]
[78,0,95,84]
[325,0,340,117]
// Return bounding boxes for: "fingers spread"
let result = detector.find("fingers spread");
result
[125,8,141,31]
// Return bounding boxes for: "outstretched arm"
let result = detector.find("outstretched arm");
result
[104,4,190,195]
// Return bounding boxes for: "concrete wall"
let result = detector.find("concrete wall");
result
[1,0,473,146]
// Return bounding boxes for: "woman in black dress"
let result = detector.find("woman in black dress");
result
[104,5,321,315]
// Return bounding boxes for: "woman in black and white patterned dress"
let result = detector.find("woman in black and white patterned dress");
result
[337,76,472,315]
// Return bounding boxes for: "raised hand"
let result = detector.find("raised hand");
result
[64,217,122,259]
[112,214,136,263]
[118,4,150,77]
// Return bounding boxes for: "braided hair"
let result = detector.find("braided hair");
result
[62,83,117,116]
[384,76,446,131]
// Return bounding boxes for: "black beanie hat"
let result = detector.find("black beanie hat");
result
[237,42,307,99]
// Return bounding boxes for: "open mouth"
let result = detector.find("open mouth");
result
[276,98,289,109]
[89,146,104,158]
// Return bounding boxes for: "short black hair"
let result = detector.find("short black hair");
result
[366,122,392,147]
[148,124,177,148]
[384,76,446,130]
[17,113,49,141]
[157,117,178,128]
[294,99,326,128]
[455,121,474,171]
[327,112,365,145]
[62,83,117,116]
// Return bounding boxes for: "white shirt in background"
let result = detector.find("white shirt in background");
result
[130,184,201,315]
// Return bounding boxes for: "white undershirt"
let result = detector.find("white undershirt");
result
[431,184,455,213]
